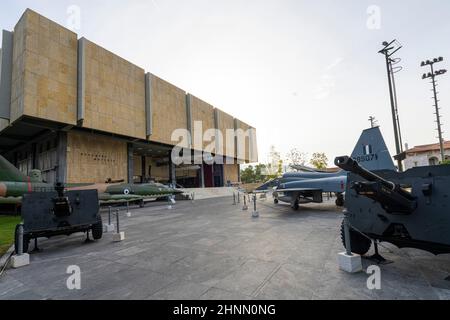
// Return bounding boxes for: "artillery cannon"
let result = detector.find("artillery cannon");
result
[15,183,103,254]
[335,155,450,255]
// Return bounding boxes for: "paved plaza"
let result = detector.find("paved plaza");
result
[1,196,450,300]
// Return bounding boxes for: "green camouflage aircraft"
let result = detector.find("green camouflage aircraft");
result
[0,155,183,206]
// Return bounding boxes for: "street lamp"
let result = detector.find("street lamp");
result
[421,57,447,163]
[379,40,404,171]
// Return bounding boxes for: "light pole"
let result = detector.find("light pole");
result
[379,40,404,171]
[421,57,447,163]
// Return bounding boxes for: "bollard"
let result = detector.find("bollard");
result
[252,194,259,218]
[167,196,173,210]
[337,209,362,273]
[103,206,115,233]
[343,214,353,256]
[11,224,30,268]
[233,192,236,205]
[125,202,131,217]
[17,225,23,256]
[242,193,248,211]
[113,210,125,242]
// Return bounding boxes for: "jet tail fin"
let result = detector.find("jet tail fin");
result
[0,155,29,182]
[350,127,396,171]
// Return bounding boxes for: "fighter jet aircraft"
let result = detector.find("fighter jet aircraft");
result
[0,155,183,206]
[255,127,395,210]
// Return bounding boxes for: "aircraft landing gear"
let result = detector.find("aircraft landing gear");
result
[291,199,299,211]
[274,199,279,204]
[335,195,344,207]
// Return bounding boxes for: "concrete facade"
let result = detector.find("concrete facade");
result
[0,9,257,186]
[9,10,78,126]
[66,130,128,183]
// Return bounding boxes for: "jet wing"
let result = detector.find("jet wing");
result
[98,193,166,205]
[275,188,322,192]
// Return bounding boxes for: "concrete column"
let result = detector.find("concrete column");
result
[200,163,205,188]
[168,151,176,186]
[56,131,68,183]
[141,156,146,183]
[127,143,134,184]
[31,143,37,170]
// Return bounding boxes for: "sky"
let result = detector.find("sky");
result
[2,0,450,166]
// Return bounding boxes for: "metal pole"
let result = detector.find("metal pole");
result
[343,213,353,256]
[430,64,446,162]
[108,206,112,225]
[237,192,240,204]
[384,53,403,171]
[253,194,257,212]
[233,192,236,205]
[390,60,404,153]
[116,210,120,233]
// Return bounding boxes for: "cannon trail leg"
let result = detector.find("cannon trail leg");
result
[368,240,392,265]
[84,229,93,243]
[30,238,42,253]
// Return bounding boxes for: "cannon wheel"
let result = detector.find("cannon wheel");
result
[91,216,103,240]
[335,196,344,207]
[340,220,371,255]
[14,224,30,254]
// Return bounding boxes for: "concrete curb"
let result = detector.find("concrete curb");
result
[0,245,14,275]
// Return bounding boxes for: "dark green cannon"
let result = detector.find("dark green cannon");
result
[15,183,103,254]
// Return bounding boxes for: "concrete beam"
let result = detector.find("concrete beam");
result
[186,94,193,148]
[145,73,153,138]
[77,38,86,125]
[0,30,13,121]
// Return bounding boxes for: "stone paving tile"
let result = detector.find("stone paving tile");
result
[149,280,210,300]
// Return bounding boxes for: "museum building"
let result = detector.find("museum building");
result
[0,9,257,187]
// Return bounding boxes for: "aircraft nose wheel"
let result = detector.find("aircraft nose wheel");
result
[335,196,344,207]
[291,200,299,211]
[274,199,279,204]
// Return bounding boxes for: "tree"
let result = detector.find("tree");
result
[286,148,307,166]
[240,166,255,184]
[310,152,328,169]
[254,164,267,182]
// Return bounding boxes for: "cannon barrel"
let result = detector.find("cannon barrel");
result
[334,156,417,214]
[335,156,396,190]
